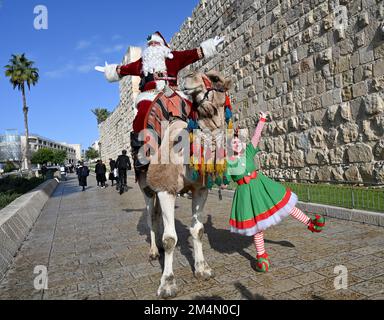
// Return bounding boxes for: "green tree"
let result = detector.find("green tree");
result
[52,150,67,165]
[31,148,54,165]
[91,108,111,124]
[4,54,39,170]
[85,147,99,160]
[3,161,17,173]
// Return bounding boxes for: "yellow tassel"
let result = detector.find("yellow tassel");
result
[228,120,233,130]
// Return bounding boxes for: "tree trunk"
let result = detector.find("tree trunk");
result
[21,84,30,171]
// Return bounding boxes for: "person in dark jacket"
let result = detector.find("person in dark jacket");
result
[116,150,131,189]
[109,158,117,186]
[77,162,90,191]
[95,160,107,188]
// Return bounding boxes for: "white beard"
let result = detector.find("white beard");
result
[142,45,172,76]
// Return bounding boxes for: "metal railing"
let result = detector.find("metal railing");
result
[280,178,384,213]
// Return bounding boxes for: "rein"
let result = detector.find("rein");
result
[194,74,226,108]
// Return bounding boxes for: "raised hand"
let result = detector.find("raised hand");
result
[213,36,225,47]
[259,111,267,119]
[95,61,109,73]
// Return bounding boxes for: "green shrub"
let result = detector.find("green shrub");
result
[3,161,16,173]
[0,176,44,209]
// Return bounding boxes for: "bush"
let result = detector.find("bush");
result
[0,176,44,209]
[3,161,16,173]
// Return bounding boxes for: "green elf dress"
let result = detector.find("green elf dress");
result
[226,143,298,236]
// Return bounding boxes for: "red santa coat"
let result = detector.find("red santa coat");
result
[118,48,203,133]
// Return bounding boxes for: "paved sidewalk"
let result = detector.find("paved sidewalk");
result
[0,174,383,300]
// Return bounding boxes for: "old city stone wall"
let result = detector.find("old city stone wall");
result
[98,47,141,164]
[170,0,384,184]
[99,0,384,183]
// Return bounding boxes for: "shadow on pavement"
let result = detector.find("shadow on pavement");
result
[234,282,267,300]
[204,214,296,268]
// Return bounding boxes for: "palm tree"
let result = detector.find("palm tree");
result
[91,108,111,124]
[4,54,39,170]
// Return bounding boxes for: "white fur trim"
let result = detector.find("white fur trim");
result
[168,52,174,59]
[230,192,298,236]
[135,91,159,106]
[104,64,120,82]
[200,38,217,59]
[148,34,165,46]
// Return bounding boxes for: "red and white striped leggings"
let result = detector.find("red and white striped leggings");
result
[254,207,310,256]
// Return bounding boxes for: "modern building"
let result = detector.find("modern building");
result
[62,143,82,163]
[0,130,81,168]
[0,130,22,165]
[22,134,78,165]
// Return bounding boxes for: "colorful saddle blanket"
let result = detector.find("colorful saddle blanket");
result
[144,92,193,148]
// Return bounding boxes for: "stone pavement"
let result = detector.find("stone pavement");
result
[0,174,383,300]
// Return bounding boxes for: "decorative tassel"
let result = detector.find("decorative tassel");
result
[207,175,214,189]
[191,170,199,182]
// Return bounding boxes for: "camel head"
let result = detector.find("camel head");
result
[181,70,232,131]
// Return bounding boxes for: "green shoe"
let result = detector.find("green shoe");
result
[308,214,325,233]
[256,253,270,273]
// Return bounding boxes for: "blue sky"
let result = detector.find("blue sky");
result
[0,0,199,150]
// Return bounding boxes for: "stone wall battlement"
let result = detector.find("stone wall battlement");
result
[170,0,384,184]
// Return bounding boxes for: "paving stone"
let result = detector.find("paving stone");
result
[0,175,383,300]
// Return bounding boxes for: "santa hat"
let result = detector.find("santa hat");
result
[147,31,174,59]
[147,31,169,47]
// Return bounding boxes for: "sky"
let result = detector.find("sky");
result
[0,0,199,151]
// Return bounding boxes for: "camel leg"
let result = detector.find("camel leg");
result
[138,173,159,261]
[157,191,178,299]
[144,193,160,261]
[191,187,214,280]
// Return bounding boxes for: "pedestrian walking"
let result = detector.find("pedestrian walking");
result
[116,150,131,194]
[109,158,117,186]
[77,161,90,191]
[95,160,107,188]
[60,164,67,181]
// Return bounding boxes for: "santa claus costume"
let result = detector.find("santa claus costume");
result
[101,31,223,132]
[225,113,325,272]
[97,32,223,173]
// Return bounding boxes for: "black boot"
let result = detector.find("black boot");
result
[130,131,149,170]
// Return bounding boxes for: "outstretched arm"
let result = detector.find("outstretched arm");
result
[173,36,225,70]
[95,59,142,82]
[251,112,267,149]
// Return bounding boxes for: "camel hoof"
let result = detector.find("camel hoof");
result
[149,252,160,261]
[148,248,160,261]
[195,269,215,280]
[157,275,178,299]
[194,262,215,280]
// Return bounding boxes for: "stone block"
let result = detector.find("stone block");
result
[347,143,373,163]
[352,82,368,98]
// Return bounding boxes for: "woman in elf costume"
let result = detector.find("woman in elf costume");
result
[224,111,325,272]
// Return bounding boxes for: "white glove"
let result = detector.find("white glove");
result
[95,61,108,73]
[95,61,120,82]
[200,36,225,59]
[213,36,225,47]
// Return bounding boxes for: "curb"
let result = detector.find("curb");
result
[0,178,59,280]
[210,188,384,228]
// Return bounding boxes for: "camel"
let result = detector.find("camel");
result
[136,70,232,298]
